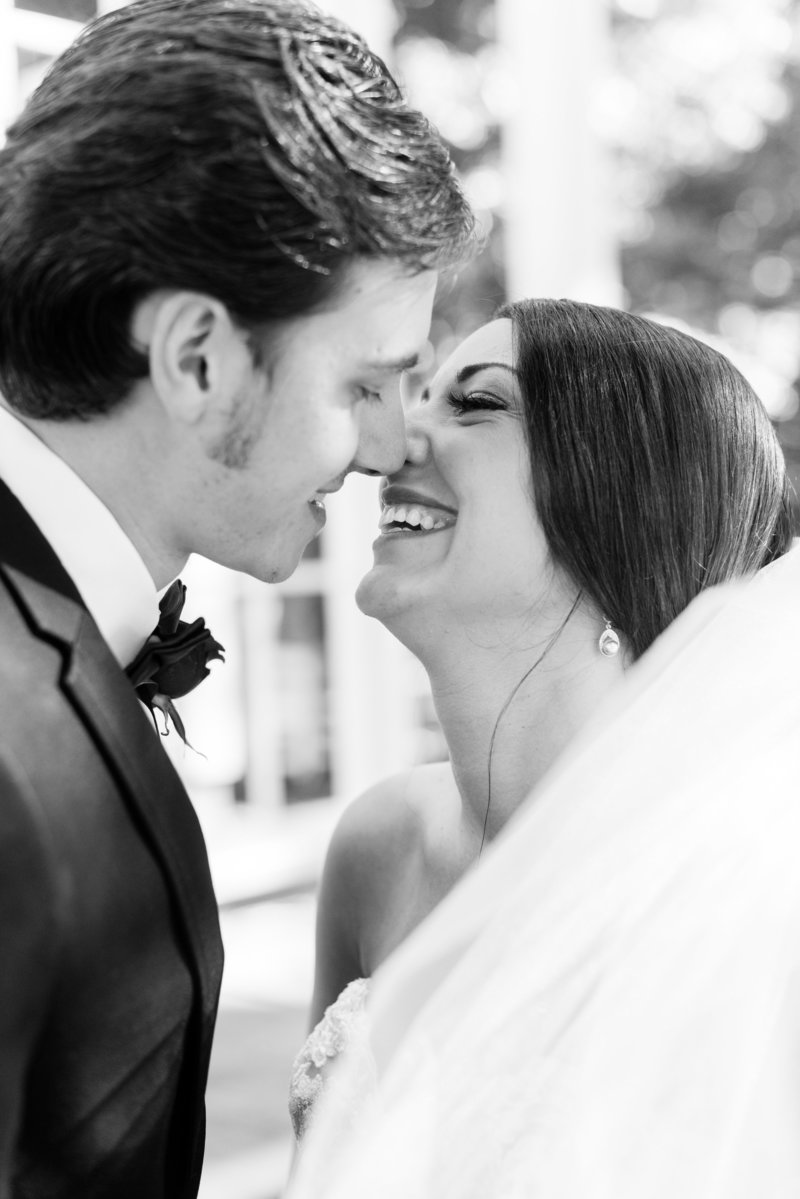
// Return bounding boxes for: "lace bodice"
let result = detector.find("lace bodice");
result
[289,978,371,1141]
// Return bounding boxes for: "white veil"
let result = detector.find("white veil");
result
[289,545,800,1199]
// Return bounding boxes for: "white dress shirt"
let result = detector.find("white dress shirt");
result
[0,404,160,665]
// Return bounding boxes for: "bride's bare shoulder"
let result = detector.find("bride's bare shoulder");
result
[356,761,456,842]
[327,760,455,879]
[310,763,456,1021]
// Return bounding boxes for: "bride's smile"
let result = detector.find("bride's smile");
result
[377,482,458,535]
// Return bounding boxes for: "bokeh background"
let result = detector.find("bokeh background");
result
[2,0,799,1195]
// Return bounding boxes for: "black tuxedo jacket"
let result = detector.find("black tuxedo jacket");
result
[0,479,224,1199]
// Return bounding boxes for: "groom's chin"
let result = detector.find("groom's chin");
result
[246,537,316,585]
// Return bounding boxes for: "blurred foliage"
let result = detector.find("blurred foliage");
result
[611,3,800,353]
[392,0,800,502]
[609,0,800,500]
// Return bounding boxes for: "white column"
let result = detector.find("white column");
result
[496,0,621,305]
[239,579,285,809]
[9,8,81,56]
[1,9,83,127]
[324,476,421,803]
[0,0,17,144]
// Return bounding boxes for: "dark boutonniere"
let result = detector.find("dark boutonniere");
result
[125,579,225,745]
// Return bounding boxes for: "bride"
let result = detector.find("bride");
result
[288,297,793,1142]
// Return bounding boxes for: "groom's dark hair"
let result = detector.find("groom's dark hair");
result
[0,0,475,420]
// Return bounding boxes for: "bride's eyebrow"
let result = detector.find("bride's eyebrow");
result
[455,362,518,385]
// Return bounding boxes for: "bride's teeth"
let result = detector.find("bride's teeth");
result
[379,501,455,533]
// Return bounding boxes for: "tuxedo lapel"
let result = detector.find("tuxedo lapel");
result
[0,479,223,1006]
[65,612,224,1020]
[0,468,223,1117]
[2,564,223,1025]
[0,473,222,1193]
[0,480,221,982]
[2,562,222,1196]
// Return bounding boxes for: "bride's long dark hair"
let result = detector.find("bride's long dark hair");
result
[498,298,794,660]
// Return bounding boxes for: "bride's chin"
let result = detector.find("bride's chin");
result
[355,567,431,641]
[355,566,406,622]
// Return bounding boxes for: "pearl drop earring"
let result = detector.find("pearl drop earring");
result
[598,617,620,657]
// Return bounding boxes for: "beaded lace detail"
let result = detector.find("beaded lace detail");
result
[289,978,370,1141]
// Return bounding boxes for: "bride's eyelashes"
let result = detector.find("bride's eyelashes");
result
[445,387,507,415]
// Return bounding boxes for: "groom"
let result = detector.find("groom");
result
[0,2,474,1196]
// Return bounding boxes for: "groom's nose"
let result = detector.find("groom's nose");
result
[350,387,408,477]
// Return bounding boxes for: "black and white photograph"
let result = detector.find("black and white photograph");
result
[0,2,798,1197]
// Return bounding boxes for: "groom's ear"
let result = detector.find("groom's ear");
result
[130,291,251,423]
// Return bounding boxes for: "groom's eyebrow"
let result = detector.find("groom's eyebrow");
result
[362,351,420,374]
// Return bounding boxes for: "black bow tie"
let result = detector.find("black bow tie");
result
[125,579,225,743]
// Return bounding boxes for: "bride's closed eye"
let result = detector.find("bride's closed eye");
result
[446,388,507,416]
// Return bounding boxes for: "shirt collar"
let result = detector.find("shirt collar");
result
[0,405,160,665]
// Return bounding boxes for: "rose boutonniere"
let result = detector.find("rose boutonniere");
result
[125,579,225,745]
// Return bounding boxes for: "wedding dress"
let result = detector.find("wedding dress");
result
[288,978,370,1141]
[288,544,800,1199]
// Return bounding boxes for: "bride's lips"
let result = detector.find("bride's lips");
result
[380,484,458,515]
[377,483,458,538]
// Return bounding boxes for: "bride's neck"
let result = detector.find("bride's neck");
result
[421,613,625,846]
